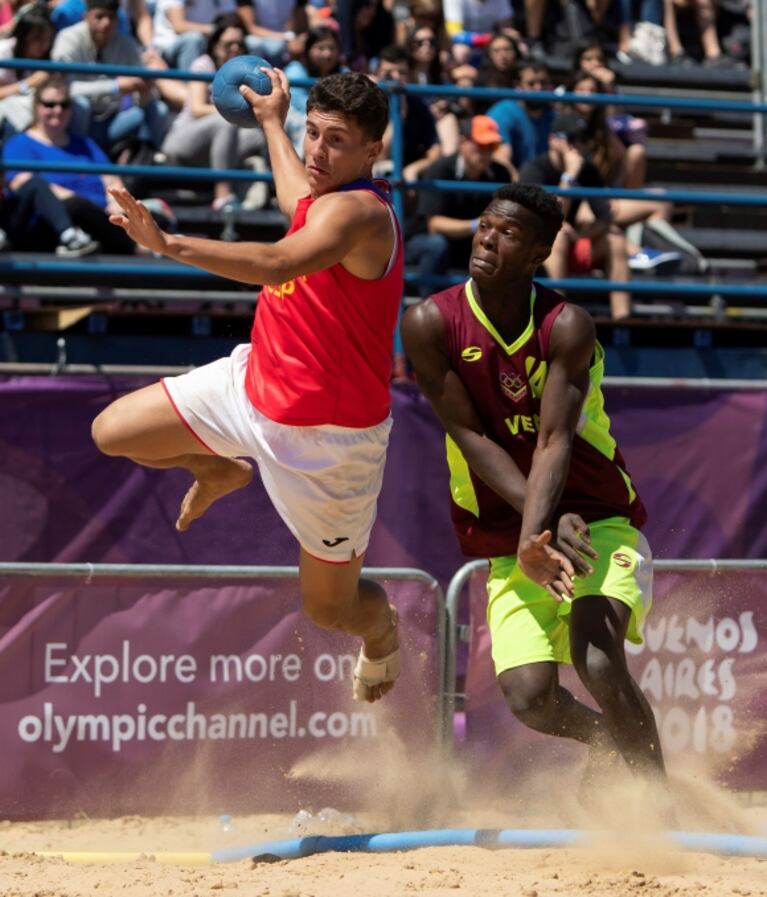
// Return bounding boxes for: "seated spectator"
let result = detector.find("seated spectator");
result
[447,60,479,120]
[475,31,520,92]
[405,115,511,296]
[371,46,442,181]
[0,170,99,256]
[52,0,154,48]
[284,24,347,153]
[569,69,647,188]
[52,0,169,153]
[152,0,236,73]
[334,0,394,72]
[235,0,307,64]
[0,2,55,135]
[407,23,444,84]
[664,0,737,66]
[2,75,135,253]
[487,60,555,170]
[160,13,267,211]
[518,111,632,320]
[404,27,463,156]
[443,0,519,64]
[573,39,618,88]
[571,71,705,272]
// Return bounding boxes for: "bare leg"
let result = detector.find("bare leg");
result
[499,661,610,745]
[91,381,253,529]
[619,143,648,190]
[593,229,632,320]
[299,548,399,702]
[570,595,666,780]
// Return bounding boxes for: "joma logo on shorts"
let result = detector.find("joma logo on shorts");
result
[612,552,634,569]
[322,537,349,548]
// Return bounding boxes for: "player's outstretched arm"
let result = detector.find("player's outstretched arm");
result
[240,69,309,219]
[517,304,595,592]
[109,188,382,284]
[401,299,527,513]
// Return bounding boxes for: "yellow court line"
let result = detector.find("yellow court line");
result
[35,851,212,865]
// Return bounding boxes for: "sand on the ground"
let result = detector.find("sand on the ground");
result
[2,811,767,897]
[3,735,767,896]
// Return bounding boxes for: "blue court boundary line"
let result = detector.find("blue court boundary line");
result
[211,827,767,863]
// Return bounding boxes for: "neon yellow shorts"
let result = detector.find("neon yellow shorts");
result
[487,516,653,676]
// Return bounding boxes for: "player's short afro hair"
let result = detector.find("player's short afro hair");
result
[491,183,564,247]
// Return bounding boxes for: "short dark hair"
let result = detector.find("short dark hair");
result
[307,72,389,142]
[85,0,119,11]
[377,45,411,68]
[491,183,564,246]
[512,59,549,83]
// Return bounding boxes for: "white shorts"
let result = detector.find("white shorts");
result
[162,344,392,563]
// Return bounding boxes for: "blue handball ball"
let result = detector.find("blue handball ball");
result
[212,55,273,128]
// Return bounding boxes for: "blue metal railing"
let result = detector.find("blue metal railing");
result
[1,57,765,304]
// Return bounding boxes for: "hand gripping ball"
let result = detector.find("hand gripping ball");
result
[212,55,273,128]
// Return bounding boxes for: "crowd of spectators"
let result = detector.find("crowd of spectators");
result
[0,0,752,315]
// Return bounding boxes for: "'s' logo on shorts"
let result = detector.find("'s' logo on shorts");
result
[322,537,350,548]
[461,346,482,362]
[612,552,633,569]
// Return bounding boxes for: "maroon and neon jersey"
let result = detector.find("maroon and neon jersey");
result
[431,280,646,558]
[245,179,403,428]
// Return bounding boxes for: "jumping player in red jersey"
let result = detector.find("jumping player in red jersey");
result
[402,183,668,794]
[92,71,403,703]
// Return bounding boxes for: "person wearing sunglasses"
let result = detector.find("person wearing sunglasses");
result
[2,74,135,254]
[160,12,269,211]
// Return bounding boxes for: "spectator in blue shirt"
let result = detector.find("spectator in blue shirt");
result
[486,60,554,170]
[2,75,135,253]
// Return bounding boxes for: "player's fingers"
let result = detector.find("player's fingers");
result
[238,84,261,109]
[560,544,592,576]
[271,67,291,94]
[109,186,143,216]
[109,214,128,230]
[545,583,565,603]
[531,530,552,547]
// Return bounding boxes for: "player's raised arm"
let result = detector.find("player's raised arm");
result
[401,299,528,513]
[240,68,310,220]
[517,304,595,585]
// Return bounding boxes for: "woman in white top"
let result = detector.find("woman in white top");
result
[160,12,266,210]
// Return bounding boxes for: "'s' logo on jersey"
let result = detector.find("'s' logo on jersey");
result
[461,346,482,362]
[499,371,528,402]
[612,552,634,569]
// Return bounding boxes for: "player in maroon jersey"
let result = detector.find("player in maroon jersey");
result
[92,71,403,703]
[402,182,668,794]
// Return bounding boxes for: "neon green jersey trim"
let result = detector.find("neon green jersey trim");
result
[465,280,535,356]
[446,434,479,517]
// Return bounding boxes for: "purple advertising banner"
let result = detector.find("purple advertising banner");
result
[1,379,767,578]
[1,377,767,810]
[462,568,767,790]
[0,573,439,819]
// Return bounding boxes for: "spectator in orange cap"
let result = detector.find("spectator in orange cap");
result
[405,114,513,297]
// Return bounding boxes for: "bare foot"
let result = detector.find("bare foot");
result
[176,457,253,531]
[354,606,399,703]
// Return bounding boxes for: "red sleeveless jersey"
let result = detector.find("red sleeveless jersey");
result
[245,179,403,428]
[431,280,646,558]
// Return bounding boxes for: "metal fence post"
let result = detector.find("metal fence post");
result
[752,0,766,169]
